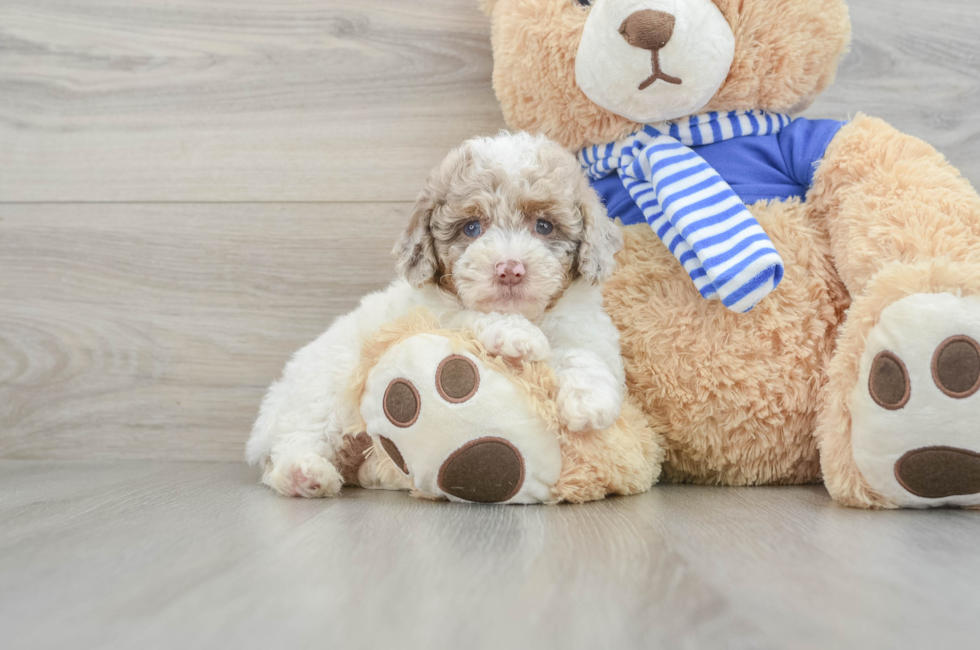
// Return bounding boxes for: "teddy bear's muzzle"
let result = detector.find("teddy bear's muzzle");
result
[618,10,682,90]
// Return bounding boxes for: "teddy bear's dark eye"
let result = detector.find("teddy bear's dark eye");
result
[576,0,592,6]
[463,220,482,238]
[535,219,554,235]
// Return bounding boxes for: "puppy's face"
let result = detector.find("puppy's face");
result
[395,132,623,319]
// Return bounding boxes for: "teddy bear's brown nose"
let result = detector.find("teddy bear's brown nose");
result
[619,10,675,51]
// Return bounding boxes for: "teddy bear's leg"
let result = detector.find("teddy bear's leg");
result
[810,115,980,508]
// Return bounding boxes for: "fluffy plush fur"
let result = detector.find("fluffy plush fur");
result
[606,203,848,486]
[247,132,635,499]
[485,0,980,508]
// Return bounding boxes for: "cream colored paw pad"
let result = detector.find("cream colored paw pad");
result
[851,293,980,507]
[360,334,562,504]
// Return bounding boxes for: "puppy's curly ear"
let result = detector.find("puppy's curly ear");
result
[478,0,499,17]
[576,179,623,285]
[393,186,439,287]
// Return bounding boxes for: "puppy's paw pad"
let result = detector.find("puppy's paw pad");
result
[269,453,343,498]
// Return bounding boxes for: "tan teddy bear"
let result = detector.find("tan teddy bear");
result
[482,0,980,508]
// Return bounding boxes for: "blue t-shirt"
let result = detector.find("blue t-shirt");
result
[591,118,845,226]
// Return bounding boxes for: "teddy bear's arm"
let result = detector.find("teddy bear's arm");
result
[810,114,980,297]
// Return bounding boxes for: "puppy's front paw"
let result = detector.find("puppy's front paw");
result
[265,451,343,498]
[557,378,622,432]
[556,353,623,432]
[479,315,551,362]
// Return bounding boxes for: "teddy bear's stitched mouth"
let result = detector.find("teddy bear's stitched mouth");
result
[619,10,683,90]
[638,49,683,91]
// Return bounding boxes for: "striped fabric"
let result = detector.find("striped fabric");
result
[580,110,790,313]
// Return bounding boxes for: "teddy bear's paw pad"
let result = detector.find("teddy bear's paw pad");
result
[894,447,980,499]
[437,437,525,503]
[361,334,562,504]
[851,293,980,508]
[382,378,421,428]
[932,336,980,399]
[436,355,480,402]
[379,436,409,475]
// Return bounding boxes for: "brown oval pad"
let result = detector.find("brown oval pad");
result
[869,351,910,410]
[932,336,980,398]
[383,378,420,427]
[895,446,980,498]
[437,437,525,503]
[436,355,480,403]
[380,436,409,475]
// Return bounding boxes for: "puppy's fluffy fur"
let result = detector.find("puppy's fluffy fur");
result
[246,132,625,498]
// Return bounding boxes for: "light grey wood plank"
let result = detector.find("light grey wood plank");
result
[3,1,980,202]
[2,460,980,650]
[809,0,980,181]
[0,203,409,461]
[630,487,980,649]
[0,0,504,202]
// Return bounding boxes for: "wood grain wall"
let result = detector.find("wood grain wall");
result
[2,0,979,460]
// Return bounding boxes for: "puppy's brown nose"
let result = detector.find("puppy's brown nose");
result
[495,260,525,287]
[619,10,675,51]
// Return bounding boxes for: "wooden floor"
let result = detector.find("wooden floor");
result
[3,1,980,648]
[2,461,980,649]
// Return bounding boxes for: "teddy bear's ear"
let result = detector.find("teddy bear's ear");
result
[576,179,624,285]
[393,185,439,288]
[478,0,499,17]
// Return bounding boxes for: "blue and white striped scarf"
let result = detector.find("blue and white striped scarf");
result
[580,110,789,313]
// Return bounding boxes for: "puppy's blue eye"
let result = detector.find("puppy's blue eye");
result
[535,219,554,235]
[463,220,482,238]
[576,0,592,6]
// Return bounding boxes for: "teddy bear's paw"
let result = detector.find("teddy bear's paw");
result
[478,315,551,362]
[360,334,562,504]
[556,352,624,433]
[264,451,343,498]
[851,293,980,508]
